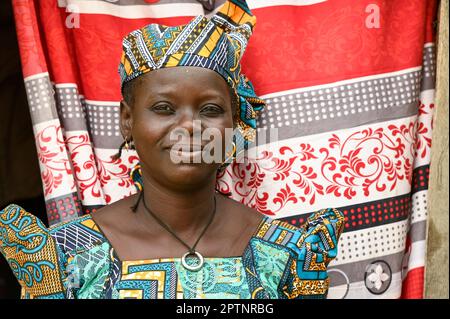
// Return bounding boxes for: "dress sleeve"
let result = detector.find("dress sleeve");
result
[0,204,67,298]
[279,207,345,299]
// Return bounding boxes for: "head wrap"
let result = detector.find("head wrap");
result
[118,0,265,187]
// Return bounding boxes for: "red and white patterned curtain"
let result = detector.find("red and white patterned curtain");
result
[12,0,438,298]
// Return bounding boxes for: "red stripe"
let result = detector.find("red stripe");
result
[63,13,193,99]
[36,1,80,84]
[12,0,48,78]
[424,0,439,43]
[243,0,432,95]
[401,267,425,299]
[15,0,436,100]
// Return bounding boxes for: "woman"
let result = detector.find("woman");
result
[0,0,344,299]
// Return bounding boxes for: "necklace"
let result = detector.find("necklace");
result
[139,191,216,271]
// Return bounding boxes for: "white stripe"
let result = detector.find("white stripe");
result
[410,190,428,224]
[424,42,435,48]
[33,119,78,200]
[248,0,327,9]
[62,0,328,19]
[65,0,204,19]
[24,72,49,82]
[260,67,423,99]
[64,130,107,206]
[93,148,139,204]
[408,240,426,269]
[413,88,435,169]
[329,219,409,267]
[245,116,417,214]
[55,83,79,89]
[84,99,120,106]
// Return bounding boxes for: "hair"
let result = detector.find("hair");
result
[122,77,140,106]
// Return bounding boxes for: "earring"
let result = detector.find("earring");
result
[222,142,236,165]
[125,139,130,151]
[130,163,143,192]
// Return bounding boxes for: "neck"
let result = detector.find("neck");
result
[136,171,217,234]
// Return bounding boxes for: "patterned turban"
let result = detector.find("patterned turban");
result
[118,0,265,165]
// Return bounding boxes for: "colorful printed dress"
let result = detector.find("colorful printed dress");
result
[0,204,344,299]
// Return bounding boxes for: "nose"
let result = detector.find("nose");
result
[171,109,203,142]
[177,109,195,135]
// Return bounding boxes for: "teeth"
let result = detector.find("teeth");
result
[170,145,202,152]
[169,149,203,162]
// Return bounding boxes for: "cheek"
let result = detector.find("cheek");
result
[203,118,234,150]
[131,113,168,149]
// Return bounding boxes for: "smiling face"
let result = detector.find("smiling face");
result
[120,66,236,190]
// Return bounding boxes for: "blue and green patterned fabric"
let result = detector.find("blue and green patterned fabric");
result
[0,204,344,299]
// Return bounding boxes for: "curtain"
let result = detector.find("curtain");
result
[12,0,438,299]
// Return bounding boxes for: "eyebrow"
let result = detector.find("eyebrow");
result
[151,90,229,104]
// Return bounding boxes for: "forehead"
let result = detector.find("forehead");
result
[133,66,230,94]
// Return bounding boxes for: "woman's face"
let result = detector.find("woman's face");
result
[120,66,235,189]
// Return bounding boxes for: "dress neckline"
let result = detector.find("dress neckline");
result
[87,213,270,265]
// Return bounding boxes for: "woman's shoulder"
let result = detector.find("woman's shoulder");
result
[0,204,68,297]
[253,207,345,251]
[247,208,344,299]
[48,209,109,256]
[0,204,116,298]
[0,203,109,264]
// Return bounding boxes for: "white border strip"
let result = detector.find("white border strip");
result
[411,190,429,224]
[408,240,426,270]
[84,99,120,106]
[24,72,49,82]
[65,0,204,19]
[329,219,409,266]
[55,83,79,89]
[248,0,327,9]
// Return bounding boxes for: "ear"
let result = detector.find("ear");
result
[120,100,133,139]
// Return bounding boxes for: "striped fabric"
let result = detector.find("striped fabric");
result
[11,0,438,298]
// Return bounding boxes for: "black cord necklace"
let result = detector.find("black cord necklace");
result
[137,191,217,271]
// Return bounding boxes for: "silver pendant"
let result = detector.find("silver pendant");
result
[181,251,204,271]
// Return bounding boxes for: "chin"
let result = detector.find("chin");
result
[163,162,218,188]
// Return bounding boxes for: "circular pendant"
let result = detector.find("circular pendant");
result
[181,251,204,272]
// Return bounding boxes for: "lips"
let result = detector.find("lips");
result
[168,147,204,163]
[164,144,204,152]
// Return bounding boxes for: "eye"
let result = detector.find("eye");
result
[200,104,224,115]
[151,103,174,114]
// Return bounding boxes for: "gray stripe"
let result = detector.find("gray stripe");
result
[262,224,278,241]
[256,100,419,142]
[55,86,89,132]
[328,251,404,286]
[280,231,293,246]
[25,75,59,125]
[409,220,427,243]
[84,101,123,149]
[32,60,433,149]
[421,45,436,91]
[257,69,422,137]
[76,70,425,149]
